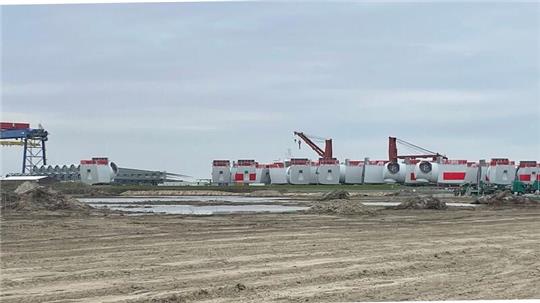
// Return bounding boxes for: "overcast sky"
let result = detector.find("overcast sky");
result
[1,2,539,178]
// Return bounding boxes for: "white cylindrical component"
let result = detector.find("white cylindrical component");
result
[79,158,114,185]
[464,162,479,184]
[339,164,346,184]
[316,159,341,185]
[310,162,319,184]
[383,162,406,184]
[403,160,419,185]
[344,159,364,184]
[437,160,468,185]
[516,161,537,185]
[486,159,516,185]
[269,162,288,184]
[363,160,386,184]
[255,164,271,184]
[233,160,257,184]
[287,159,312,185]
[211,160,231,185]
[414,161,439,184]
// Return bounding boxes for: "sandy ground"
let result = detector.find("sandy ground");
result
[2,205,540,302]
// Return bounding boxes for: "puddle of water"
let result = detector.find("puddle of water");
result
[90,204,308,215]
[362,202,478,207]
[79,196,285,204]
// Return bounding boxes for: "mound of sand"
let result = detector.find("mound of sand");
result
[319,190,350,201]
[2,182,92,212]
[309,199,374,215]
[473,191,538,206]
[391,195,447,210]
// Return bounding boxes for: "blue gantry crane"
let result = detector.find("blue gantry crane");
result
[1,122,49,174]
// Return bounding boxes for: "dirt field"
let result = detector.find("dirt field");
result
[2,204,540,302]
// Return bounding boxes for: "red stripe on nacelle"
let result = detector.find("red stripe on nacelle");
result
[443,172,466,180]
[519,175,531,181]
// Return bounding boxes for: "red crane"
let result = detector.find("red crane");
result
[388,136,447,162]
[293,131,333,159]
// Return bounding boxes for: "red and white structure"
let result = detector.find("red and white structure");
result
[286,158,312,185]
[485,158,516,185]
[464,162,480,184]
[414,160,439,184]
[316,158,341,185]
[516,161,537,185]
[363,160,387,184]
[403,159,419,185]
[383,161,406,184]
[269,162,288,184]
[211,160,231,185]
[233,159,257,184]
[437,160,469,185]
[80,157,116,185]
[344,159,364,184]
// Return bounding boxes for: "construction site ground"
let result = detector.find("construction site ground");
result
[1,191,540,302]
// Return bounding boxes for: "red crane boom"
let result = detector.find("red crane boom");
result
[389,137,447,162]
[294,131,333,159]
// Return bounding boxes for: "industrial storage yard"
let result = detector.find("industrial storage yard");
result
[2,182,540,302]
[1,124,540,302]
[2,2,540,302]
